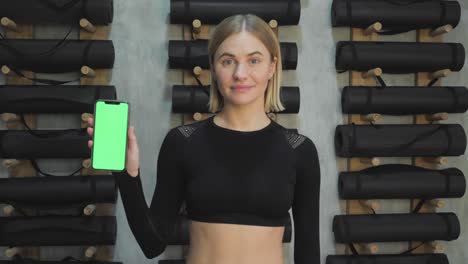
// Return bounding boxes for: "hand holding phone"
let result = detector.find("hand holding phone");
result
[87,100,140,176]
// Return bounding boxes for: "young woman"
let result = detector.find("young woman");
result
[87,14,321,264]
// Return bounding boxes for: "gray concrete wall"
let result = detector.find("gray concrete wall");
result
[1,0,467,263]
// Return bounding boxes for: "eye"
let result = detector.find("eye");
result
[249,58,260,64]
[221,59,234,66]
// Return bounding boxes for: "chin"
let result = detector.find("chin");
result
[225,96,262,107]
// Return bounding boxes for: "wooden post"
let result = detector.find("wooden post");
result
[1,113,20,122]
[358,200,380,211]
[2,205,15,216]
[79,21,114,262]
[85,246,97,258]
[182,21,213,125]
[80,18,96,33]
[411,27,445,254]
[360,113,380,123]
[192,19,202,36]
[81,66,96,78]
[1,65,15,76]
[362,68,382,79]
[363,22,382,36]
[2,22,39,260]
[1,17,20,32]
[343,25,381,255]
[430,24,453,37]
[359,157,380,166]
[83,204,97,216]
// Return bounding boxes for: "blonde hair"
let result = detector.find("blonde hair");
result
[207,14,284,113]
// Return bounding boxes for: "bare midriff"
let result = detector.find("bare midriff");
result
[186,220,285,264]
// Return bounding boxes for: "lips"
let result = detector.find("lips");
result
[232,85,253,92]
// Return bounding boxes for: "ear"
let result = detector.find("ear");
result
[268,56,277,79]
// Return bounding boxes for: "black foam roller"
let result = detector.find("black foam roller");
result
[170,0,301,25]
[167,214,292,245]
[0,175,117,207]
[332,0,460,32]
[339,164,466,199]
[0,0,113,25]
[342,86,468,115]
[0,40,115,73]
[326,254,449,264]
[168,40,298,70]
[0,216,116,246]
[0,129,90,158]
[333,213,460,243]
[335,124,466,157]
[335,41,465,73]
[0,85,116,113]
[172,85,300,113]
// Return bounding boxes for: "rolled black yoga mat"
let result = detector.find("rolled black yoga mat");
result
[335,124,466,157]
[170,0,301,25]
[342,86,468,115]
[172,85,300,113]
[0,175,117,207]
[0,85,116,114]
[326,254,449,264]
[0,0,113,25]
[0,39,114,73]
[0,129,90,158]
[331,0,460,33]
[0,216,116,246]
[162,254,451,264]
[169,40,298,70]
[339,164,466,199]
[167,214,292,245]
[333,213,460,243]
[335,41,465,73]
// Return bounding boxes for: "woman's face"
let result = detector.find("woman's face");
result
[213,31,277,108]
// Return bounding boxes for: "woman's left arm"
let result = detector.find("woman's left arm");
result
[292,136,321,264]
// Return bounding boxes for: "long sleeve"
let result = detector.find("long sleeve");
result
[113,127,186,259]
[292,137,321,264]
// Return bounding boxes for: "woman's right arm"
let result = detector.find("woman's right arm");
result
[78,115,187,259]
[113,127,187,258]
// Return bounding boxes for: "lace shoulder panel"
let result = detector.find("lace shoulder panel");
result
[176,120,206,138]
[283,128,306,149]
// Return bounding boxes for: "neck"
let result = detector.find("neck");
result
[216,102,271,131]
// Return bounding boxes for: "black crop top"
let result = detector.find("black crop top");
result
[114,115,321,263]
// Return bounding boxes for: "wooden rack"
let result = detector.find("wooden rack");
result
[344,21,453,255]
[79,19,115,261]
[410,27,450,254]
[1,18,39,260]
[0,17,115,261]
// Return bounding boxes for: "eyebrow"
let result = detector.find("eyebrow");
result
[217,51,264,59]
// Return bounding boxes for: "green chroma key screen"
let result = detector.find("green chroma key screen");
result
[92,100,129,171]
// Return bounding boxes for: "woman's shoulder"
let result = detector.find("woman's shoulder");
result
[271,120,311,150]
[169,117,211,139]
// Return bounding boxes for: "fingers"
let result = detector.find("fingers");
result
[128,126,136,141]
[87,117,94,127]
[87,126,93,137]
[128,126,139,149]
[87,140,93,149]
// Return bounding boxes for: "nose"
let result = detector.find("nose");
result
[233,62,249,81]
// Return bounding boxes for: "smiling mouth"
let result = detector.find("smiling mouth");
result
[232,85,253,91]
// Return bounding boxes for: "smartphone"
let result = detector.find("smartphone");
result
[91,100,129,171]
